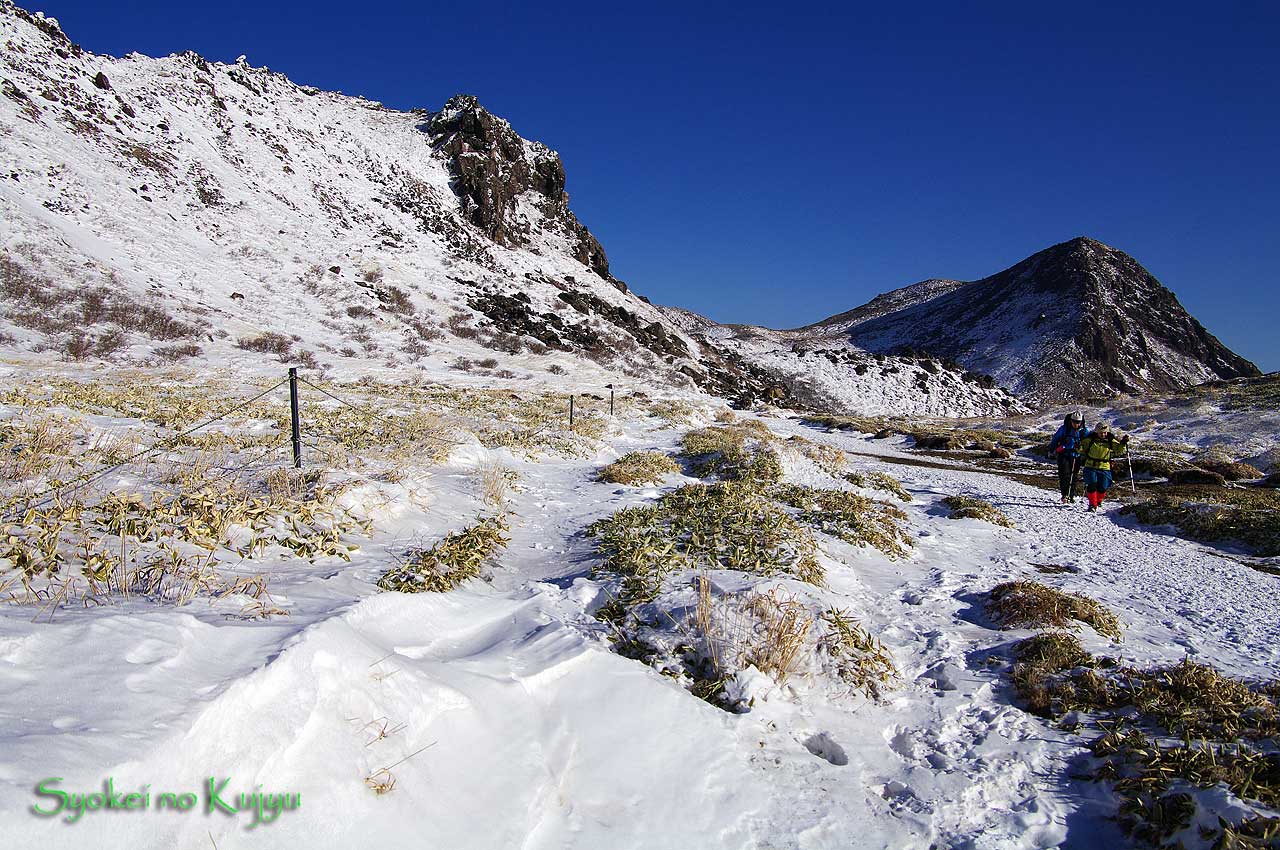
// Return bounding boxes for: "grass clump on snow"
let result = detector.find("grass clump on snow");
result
[1008,632,1103,717]
[679,424,781,484]
[598,451,680,486]
[771,484,913,560]
[943,494,1014,528]
[804,414,901,438]
[588,483,822,598]
[0,482,366,613]
[819,608,898,699]
[911,427,1027,452]
[1123,490,1280,556]
[1076,663,1280,846]
[1090,729,1280,847]
[647,399,700,426]
[992,589,1280,845]
[844,470,911,502]
[986,580,1122,640]
[785,435,848,476]
[377,516,509,593]
[1012,642,1280,739]
[1117,660,1280,741]
[0,415,78,483]
[691,580,815,698]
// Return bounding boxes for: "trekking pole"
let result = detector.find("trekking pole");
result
[1126,452,1136,494]
[1067,456,1080,501]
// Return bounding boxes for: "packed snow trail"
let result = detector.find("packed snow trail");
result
[2,413,1277,849]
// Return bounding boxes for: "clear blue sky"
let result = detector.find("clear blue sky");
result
[35,0,1280,370]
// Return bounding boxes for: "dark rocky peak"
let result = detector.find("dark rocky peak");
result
[422,95,619,289]
[824,235,1260,401]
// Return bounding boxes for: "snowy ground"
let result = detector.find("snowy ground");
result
[2,385,1276,850]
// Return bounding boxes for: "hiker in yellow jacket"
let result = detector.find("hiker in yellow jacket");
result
[1078,422,1129,512]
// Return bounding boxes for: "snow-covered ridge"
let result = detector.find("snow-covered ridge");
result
[674,237,1259,409]
[0,1,736,398]
[0,1,1027,417]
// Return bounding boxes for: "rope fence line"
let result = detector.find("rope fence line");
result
[2,379,289,523]
[210,442,288,485]
[3,370,617,524]
[297,377,474,448]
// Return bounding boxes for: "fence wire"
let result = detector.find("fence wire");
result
[2,378,289,522]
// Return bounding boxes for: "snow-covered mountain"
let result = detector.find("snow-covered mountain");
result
[0,1,1028,417]
[801,237,1260,403]
[674,237,1259,408]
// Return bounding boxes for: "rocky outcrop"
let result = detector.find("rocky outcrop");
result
[424,95,621,289]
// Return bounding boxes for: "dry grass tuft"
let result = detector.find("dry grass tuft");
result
[598,451,679,486]
[843,470,912,502]
[1124,491,1280,557]
[587,482,823,618]
[1091,729,1280,845]
[0,415,78,483]
[679,425,781,483]
[819,609,897,699]
[943,495,1014,528]
[987,580,1122,640]
[693,579,814,686]
[771,484,913,559]
[1008,632,1097,716]
[475,463,518,508]
[265,468,323,503]
[648,400,699,426]
[376,516,509,593]
[787,436,847,476]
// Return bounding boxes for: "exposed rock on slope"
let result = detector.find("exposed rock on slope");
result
[424,94,617,286]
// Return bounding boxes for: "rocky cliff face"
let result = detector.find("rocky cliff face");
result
[800,238,1260,403]
[424,95,617,287]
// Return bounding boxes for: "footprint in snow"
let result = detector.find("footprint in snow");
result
[801,732,848,766]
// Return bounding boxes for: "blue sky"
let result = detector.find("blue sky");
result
[35,0,1280,369]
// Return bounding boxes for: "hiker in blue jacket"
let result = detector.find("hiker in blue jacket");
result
[1046,412,1087,504]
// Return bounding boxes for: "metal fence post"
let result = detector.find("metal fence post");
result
[569,395,575,429]
[289,367,302,469]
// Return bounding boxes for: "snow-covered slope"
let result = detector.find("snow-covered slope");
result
[660,309,1027,417]
[0,2,756,399]
[806,278,967,332]
[0,2,1028,417]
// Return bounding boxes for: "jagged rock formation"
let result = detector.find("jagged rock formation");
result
[424,95,617,287]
